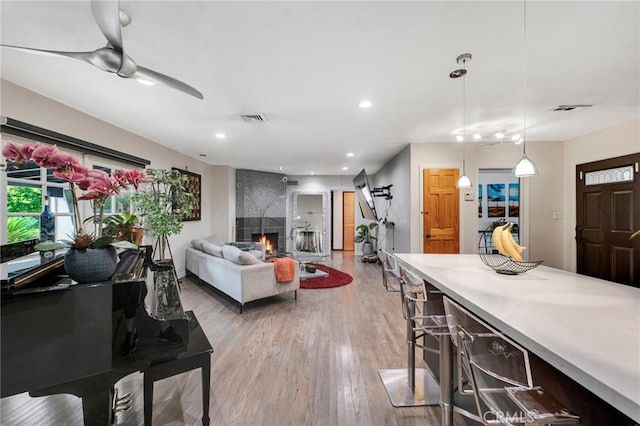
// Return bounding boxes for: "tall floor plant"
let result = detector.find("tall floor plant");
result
[131,169,195,261]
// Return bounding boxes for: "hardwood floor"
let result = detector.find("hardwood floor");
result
[1,251,459,426]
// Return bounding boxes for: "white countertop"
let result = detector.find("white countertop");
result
[395,254,640,422]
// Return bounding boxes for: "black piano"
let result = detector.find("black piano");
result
[1,246,212,425]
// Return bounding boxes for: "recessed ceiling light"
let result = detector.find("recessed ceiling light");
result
[215,132,226,139]
[346,152,354,157]
[310,171,315,175]
[277,166,284,170]
[456,135,464,142]
[473,133,482,140]
[358,100,372,108]
[342,166,349,171]
[138,79,155,86]
[495,131,505,139]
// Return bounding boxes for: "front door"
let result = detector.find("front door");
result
[576,153,639,286]
[422,168,460,254]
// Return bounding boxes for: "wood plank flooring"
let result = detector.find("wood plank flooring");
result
[1,251,461,425]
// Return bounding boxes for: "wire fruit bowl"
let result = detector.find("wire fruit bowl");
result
[479,220,543,275]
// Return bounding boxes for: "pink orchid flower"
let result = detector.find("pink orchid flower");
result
[53,169,88,183]
[86,169,110,180]
[112,169,129,188]
[31,144,60,168]
[75,177,94,191]
[124,169,150,189]
[50,152,81,170]
[19,142,41,161]
[77,191,104,201]
[88,176,120,196]
[2,141,25,162]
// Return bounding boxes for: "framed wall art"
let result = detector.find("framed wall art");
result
[172,167,201,221]
[487,183,506,218]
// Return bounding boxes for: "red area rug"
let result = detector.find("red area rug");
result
[300,263,353,289]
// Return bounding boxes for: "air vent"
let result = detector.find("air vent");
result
[286,180,299,186]
[240,114,267,123]
[550,105,593,112]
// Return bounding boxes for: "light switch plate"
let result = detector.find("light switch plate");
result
[464,192,474,201]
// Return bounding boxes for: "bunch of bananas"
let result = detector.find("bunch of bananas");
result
[491,222,525,262]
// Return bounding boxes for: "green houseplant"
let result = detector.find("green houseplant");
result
[103,212,143,245]
[355,222,378,257]
[130,168,195,261]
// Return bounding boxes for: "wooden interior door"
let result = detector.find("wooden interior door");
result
[342,192,355,251]
[576,153,639,287]
[422,168,460,254]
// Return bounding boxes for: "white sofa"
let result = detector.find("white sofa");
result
[186,237,300,313]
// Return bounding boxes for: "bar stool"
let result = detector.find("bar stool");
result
[443,297,581,425]
[379,249,401,292]
[378,263,445,407]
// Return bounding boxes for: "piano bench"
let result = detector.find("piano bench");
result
[142,316,213,426]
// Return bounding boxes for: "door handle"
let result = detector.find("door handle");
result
[575,225,583,243]
[425,234,432,239]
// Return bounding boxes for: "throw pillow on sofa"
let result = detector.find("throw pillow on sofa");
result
[204,235,226,246]
[202,242,223,257]
[191,239,206,251]
[227,241,256,251]
[222,245,262,265]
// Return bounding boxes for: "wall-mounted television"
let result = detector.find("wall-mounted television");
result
[353,168,378,221]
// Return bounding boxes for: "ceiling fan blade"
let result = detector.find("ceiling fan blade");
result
[91,0,124,52]
[135,66,204,100]
[1,44,93,62]
[1,44,122,73]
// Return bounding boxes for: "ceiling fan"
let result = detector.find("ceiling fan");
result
[1,0,203,100]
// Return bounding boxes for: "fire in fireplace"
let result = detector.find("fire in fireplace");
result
[252,233,278,255]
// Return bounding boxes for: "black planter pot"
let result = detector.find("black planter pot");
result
[64,246,118,283]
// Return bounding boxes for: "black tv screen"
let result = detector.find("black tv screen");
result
[353,169,378,221]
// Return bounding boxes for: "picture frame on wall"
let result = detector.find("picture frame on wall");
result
[509,183,520,217]
[172,167,201,221]
[478,184,483,218]
[487,183,506,218]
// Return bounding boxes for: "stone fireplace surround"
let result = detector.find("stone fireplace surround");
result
[235,169,287,254]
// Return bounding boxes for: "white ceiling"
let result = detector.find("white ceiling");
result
[1,1,638,175]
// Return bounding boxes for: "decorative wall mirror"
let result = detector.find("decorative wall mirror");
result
[290,191,330,259]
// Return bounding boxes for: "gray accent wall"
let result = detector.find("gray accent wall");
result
[372,145,412,253]
[235,169,287,251]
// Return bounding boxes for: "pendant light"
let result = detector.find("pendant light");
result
[450,53,473,188]
[514,0,538,177]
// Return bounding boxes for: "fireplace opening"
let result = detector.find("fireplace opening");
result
[252,233,278,255]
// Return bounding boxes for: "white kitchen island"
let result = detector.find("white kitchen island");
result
[395,254,640,424]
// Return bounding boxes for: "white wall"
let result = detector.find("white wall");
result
[409,141,565,268]
[372,145,411,253]
[1,80,233,277]
[562,118,640,272]
[332,190,345,250]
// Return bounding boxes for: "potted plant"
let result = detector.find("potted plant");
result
[2,141,142,283]
[130,168,195,261]
[103,212,144,245]
[355,222,379,261]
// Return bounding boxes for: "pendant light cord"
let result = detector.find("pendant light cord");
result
[523,0,527,156]
[462,59,467,172]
